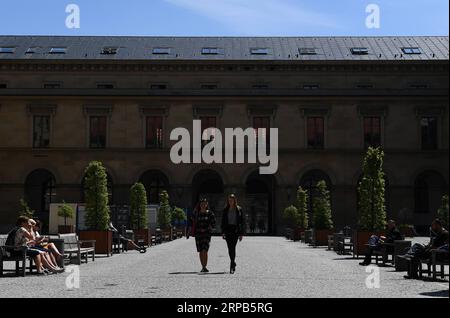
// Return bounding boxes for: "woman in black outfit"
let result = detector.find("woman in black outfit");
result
[188,198,216,273]
[221,194,245,274]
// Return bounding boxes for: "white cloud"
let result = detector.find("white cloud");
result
[163,0,337,35]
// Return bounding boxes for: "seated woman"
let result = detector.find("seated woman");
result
[9,216,46,275]
[27,219,63,273]
[32,220,63,262]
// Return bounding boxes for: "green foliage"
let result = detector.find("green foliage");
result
[83,161,110,231]
[296,186,309,229]
[157,190,172,229]
[357,147,387,231]
[283,205,299,227]
[57,201,75,226]
[437,194,449,229]
[19,198,34,218]
[130,182,148,230]
[312,180,333,230]
[172,206,187,224]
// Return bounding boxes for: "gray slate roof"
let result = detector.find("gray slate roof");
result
[0,35,448,61]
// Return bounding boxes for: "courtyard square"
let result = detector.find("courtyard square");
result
[0,236,447,298]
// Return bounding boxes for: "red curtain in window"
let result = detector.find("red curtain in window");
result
[253,116,270,144]
[307,117,324,148]
[146,116,163,148]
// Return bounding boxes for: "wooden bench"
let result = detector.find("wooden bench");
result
[337,235,353,255]
[373,240,412,266]
[419,249,449,280]
[0,234,33,277]
[58,233,95,265]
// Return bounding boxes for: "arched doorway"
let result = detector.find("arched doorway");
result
[81,172,114,204]
[245,171,275,235]
[299,169,332,220]
[414,171,447,214]
[192,169,224,231]
[25,169,56,224]
[139,170,170,204]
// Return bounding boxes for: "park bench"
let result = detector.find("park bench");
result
[0,234,34,277]
[419,249,449,280]
[373,240,411,265]
[337,236,353,255]
[58,233,95,265]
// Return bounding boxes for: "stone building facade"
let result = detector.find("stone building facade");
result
[0,36,448,234]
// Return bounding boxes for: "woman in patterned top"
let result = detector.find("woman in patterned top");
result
[188,198,216,273]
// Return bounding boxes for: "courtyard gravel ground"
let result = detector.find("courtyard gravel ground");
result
[0,236,448,298]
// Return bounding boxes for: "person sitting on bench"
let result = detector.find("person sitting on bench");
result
[403,219,449,279]
[359,220,403,266]
[108,222,147,253]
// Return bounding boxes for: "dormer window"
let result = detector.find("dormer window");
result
[49,47,67,54]
[299,48,317,55]
[250,48,269,55]
[351,47,369,55]
[101,47,118,55]
[26,47,39,54]
[402,47,422,54]
[152,48,171,55]
[0,47,15,54]
[202,47,222,55]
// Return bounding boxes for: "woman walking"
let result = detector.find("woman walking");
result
[221,194,245,274]
[188,198,216,273]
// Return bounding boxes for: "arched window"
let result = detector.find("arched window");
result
[25,169,56,220]
[414,171,447,214]
[139,170,169,204]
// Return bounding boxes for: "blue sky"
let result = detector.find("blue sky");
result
[0,0,448,36]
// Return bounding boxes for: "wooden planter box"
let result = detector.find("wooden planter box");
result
[304,230,313,244]
[134,229,151,247]
[352,230,385,258]
[161,228,173,241]
[79,230,112,256]
[58,225,74,234]
[292,227,304,241]
[311,229,333,246]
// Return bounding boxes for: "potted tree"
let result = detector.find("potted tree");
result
[79,161,112,255]
[437,194,449,229]
[158,190,173,241]
[130,182,150,246]
[57,201,75,234]
[19,198,34,218]
[355,147,387,257]
[311,180,334,246]
[295,186,309,241]
[282,205,299,241]
[172,207,187,238]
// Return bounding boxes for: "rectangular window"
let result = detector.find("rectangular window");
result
[303,84,320,90]
[421,117,438,150]
[363,117,381,148]
[252,84,269,89]
[0,47,15,54]
[150,84,168,90]
[33,116,50,148]
[253,116,271,146]
[0,83,7,89]
[307,117,324,149]
[89,116,107,149]
[402,47,422,54]
[351,47,369,55]
[146,116,163,149]
[152,48,171,55]
[43,82,62,89]
[200,84,218,90]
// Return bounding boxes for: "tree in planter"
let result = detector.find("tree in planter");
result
[84,161,110,231]
[357,147,387,231]
[19,198,34,218]
[172,206,187,226]
[130,182,148,230]
[437,194,449,229]
[157,190,172,229]
[57,201,75,228]
[282,205,299,228]
[312,180,333,230]
[296,186,309,230]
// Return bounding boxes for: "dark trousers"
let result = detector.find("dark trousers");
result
[363,245,380,264]
[224,226,239,264]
